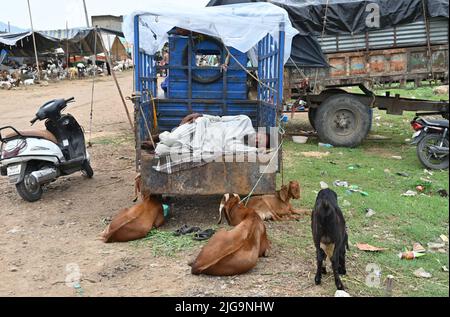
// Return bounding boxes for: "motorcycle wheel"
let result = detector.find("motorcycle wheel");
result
[81,160,94,178]
[16,165,43,202]
[417,134,449,170]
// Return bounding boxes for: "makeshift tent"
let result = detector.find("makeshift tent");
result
[39,28,105,56]
[101,33,129,61]
[0,31,60,57]
[0,28,123,58]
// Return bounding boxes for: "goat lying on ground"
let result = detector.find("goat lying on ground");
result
[247,181,307,221]
[189,194,270,276]
[101,174,164,243]
[312,189,349,290]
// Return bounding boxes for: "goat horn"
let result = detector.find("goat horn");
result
[218,194,229,224]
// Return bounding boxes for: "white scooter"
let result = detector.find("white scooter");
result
[0,97,93,202]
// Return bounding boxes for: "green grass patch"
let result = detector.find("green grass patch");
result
[347,81,449,101]
[279,109,449,297]
[132,229,207,257]
[120,104,448,296]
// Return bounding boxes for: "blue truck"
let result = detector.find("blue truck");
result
[132,14,287,196]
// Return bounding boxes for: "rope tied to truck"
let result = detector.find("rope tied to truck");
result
[241,123,286,206]
[222,43,278,94]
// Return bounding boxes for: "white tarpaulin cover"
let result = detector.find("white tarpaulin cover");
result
[123,2,298,63]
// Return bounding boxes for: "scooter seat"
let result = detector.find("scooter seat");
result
[422,118,449,128]
[4,130,58,144]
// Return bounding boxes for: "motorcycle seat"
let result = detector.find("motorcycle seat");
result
[4,130,58,144]
[422,119,449,128]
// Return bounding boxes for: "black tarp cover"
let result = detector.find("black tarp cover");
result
[269,0,449,36]
[207,0,330,67]
[207,0,449,67]
[209,0,448,35]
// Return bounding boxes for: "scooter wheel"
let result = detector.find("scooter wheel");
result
[16,168,43,203]
[81,160,94,178]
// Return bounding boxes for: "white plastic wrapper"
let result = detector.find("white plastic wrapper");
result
[122,2,299,64]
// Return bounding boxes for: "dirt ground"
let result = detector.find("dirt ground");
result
[0,72,331,297]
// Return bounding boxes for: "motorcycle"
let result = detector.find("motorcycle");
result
[0,97,93,202]
[411,112,449,170]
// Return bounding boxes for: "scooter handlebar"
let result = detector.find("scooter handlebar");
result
[65,97,75,103]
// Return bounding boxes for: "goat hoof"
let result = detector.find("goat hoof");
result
[339,268,347,275]
[321,267,327,275]
[315,276,322,286]
[336,282,345,291]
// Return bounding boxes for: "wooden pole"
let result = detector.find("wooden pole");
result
[88,28,98,147]
[27,0,40,80]
[98,30,134,131]
[66,21,69,68]
[83,0,90,28]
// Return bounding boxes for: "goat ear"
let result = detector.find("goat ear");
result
[290,181,301,199]
[279,186,289,202]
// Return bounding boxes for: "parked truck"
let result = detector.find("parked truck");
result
[209,0,450,147]
[128,4,293,196]
[286,16,449,147]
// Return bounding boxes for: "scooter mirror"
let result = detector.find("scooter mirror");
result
[30,117,39,126]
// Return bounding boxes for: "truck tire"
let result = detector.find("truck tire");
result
[308,108,317,130]
[308,89,348,130]
[315,94,372,148]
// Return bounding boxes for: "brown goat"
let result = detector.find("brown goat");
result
[189,194,270,276]
[101,174,164,243]
[247,181,308,221]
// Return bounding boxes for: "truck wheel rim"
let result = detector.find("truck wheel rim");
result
[332,109,357,136]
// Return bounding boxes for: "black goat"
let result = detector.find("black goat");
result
[312,189,349,290]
